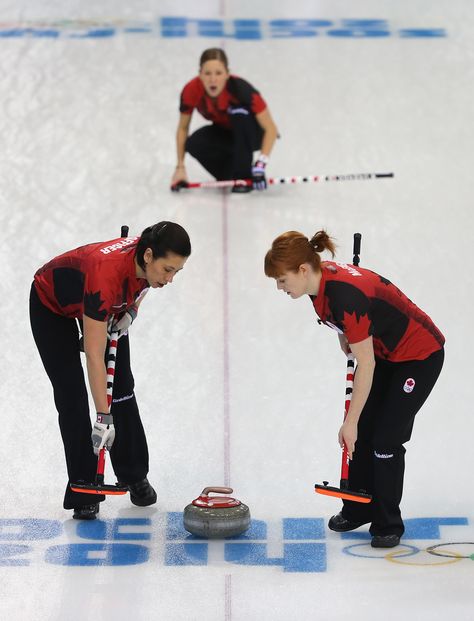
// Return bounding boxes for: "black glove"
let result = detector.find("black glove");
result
[171,180,189,192]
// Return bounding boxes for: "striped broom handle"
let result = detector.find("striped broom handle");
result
[340,353,355,487]
[182,171,393,189]
[340,232,361,487]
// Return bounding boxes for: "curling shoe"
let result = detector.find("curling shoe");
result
[328,512,368,532]
[371,534,400,548]
[128,478,157,507]
[73,503,100,520]
[231,184,252,194]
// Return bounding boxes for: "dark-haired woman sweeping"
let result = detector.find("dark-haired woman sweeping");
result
[171,47,278,193]
[264,230,444,547]
[30,222,191,519]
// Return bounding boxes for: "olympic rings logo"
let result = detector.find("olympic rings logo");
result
[343,542,474,566]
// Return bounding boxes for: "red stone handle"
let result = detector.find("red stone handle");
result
[201,487,233,496]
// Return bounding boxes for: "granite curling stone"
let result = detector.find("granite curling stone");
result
[183,487,251,538]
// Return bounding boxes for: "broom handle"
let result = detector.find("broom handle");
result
[96,224,129,481]
[340,354,355,486]
[340,233,362,489]
[184,172,393,189]
[96,331,119,481]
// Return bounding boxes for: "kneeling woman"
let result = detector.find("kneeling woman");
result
[171,47,278,193]
[264,230,444,548]
[30,222,191,519]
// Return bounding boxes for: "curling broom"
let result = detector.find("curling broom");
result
[171,171,393,191]
[314,232,372,504]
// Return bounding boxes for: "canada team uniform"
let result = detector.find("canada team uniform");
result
[180,75,267,128]
[30,238,151,510]
[34,237,148,320]
[311,262,445,536]
[180,75,267,180]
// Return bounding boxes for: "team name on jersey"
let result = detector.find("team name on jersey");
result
[100,237,138,255]
[335,262,362,277]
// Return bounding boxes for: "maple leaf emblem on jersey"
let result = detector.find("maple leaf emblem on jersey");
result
[342,310,372,336]
[84,291,107,321]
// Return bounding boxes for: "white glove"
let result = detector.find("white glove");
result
[91,413,115,455]
[109,305,138,338]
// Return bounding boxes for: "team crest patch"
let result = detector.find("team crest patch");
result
[403,378,415,393]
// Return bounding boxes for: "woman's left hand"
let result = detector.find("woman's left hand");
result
[338,420,358,460]
[109,305,138,338]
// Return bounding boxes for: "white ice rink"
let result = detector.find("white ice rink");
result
[0,1,473,620]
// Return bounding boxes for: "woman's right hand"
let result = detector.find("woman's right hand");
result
[171,165,188,191]
[338,419,358,460]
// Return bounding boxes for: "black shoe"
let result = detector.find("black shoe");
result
[371,534,400,548]
[128,478,157,507]
[73,503,100,520]
[328,512,368,532]
[231,184,252,193]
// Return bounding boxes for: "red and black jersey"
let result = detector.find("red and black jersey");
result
[311,261,445,362]
[33,237,149,321]
[179,75,267,129]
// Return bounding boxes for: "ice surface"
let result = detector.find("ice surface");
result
[0,1,472,620]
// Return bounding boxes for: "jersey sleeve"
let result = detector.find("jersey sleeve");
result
[227,77,267,114]
[83,266,115,321]
[325,281,373,344]
[250,91,267,115]
[179,78,199,114]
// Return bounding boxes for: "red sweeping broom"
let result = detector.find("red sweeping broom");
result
[314,233,372,504]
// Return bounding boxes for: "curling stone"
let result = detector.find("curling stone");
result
[183,487,251,538]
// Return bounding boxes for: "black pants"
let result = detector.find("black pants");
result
[29,284,150,510]
[342,348,444,537]
[186,108,263,180]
